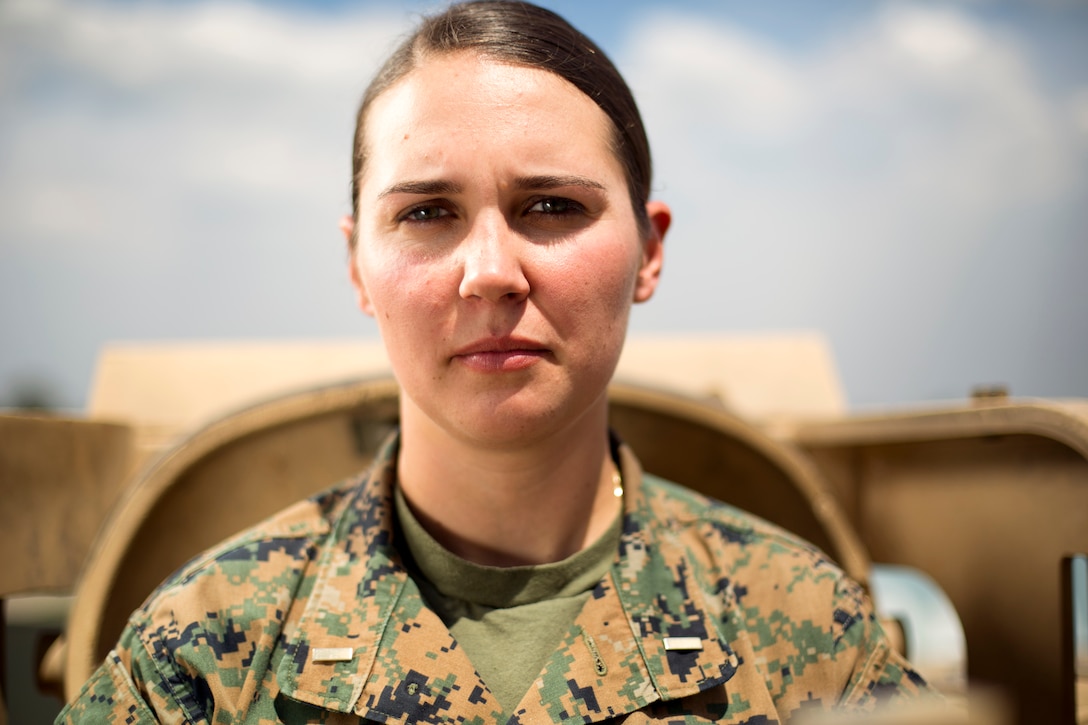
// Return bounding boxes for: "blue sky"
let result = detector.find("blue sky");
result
[1,0,1086,410]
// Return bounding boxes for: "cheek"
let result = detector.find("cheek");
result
[359,252,450,332]
[553,239,639,315]
[539,237,641,353]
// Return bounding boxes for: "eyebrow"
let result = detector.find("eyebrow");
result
[378,179,462,199]
[377,174,605,199]
[512,175,606,192]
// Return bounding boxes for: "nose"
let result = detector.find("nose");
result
[458,215,530,304]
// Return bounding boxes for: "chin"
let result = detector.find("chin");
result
[453,406,566,447]
[465,389,610,448]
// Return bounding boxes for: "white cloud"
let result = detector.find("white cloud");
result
[629,18,808,139]
[620,3,1087,402]
[629,2,1078,218]
[828,4,1075,205]
[1,0,404,89]
[0,0,408,251]
[882,3,985,68]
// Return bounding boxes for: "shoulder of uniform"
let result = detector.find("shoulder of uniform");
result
[638,474,877,645]
[640,473,812,542]
[99,480,362,722]
[638,473,838,574]
[145,474,363,602]
[113,474,368,691]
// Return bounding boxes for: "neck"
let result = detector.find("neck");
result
[395,395,621,567]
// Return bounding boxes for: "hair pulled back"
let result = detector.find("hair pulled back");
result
[350,0,652,238]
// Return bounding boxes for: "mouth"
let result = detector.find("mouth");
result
[452,337,552,373]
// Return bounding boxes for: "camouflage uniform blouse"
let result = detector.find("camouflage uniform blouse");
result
[59,435,931,724]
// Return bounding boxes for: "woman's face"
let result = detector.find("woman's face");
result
[348,51,668,447]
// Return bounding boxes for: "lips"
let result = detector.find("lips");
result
[452,337,551,372]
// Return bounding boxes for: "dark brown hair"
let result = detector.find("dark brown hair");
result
[350,0,652,240]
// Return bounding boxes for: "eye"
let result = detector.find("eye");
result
[527,197,584,215]
[401,204,451,223]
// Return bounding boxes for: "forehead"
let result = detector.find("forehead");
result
[358,52,621,188]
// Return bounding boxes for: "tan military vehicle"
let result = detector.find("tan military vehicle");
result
[2,335,1085,724]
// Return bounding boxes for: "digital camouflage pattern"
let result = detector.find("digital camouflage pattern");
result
[58,434,935,724]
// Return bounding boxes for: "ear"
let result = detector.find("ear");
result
[341,215,375,317]
[633,200,670,303]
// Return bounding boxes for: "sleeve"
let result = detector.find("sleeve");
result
[54,650,162,724]
[832,576,937,708]
[55,620,205,725]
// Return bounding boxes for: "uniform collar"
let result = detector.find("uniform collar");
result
[276,432,739,722]
[597,442,741,701]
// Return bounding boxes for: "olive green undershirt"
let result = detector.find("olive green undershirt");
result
[394,488,622,715]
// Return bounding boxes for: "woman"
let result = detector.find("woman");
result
[59,2,934,722]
